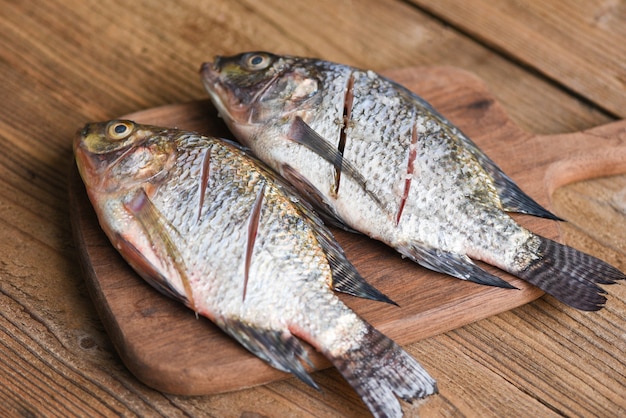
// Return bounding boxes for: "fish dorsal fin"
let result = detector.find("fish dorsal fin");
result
[433,111,562,220]
[314,225,397,306]
[394,77,561,221]
[288,116,387,213]
[397,242,518,289]
[485,165,563,220]
[123,188,198,313]
[274,165,395,305]
[218,317,319,390]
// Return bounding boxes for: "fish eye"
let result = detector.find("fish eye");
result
[244,53,271,71]
[106,121,134,141]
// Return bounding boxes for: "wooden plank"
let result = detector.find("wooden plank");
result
[232,0,614,134]
[410,0,626,117]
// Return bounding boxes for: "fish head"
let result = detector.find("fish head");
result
[200,51,322,142]
[74,120,176,194]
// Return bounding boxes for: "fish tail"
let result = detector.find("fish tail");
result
[328,323,437,417]
[516,236,625,311]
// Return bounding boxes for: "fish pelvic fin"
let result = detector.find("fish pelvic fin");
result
[280,163,359,233]
[398,243,517,289]
[515,236,625,311]
[115,233,188,304]
[327,322,437,417]
[124,188,198,313]
[218,317,319,390]
[288,117,387,214]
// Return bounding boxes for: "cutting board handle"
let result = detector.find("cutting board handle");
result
[542,122,626,195]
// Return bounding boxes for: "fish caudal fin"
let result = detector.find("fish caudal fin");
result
[516,237,625,311]
[398,243,517,289]
[327,323,437,417]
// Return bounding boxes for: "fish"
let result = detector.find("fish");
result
[74,119,437,417]
[200,51,625,311]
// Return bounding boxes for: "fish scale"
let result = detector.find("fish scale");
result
[201,51,625,310]
[347,71,414,217]
[75,120,437,418]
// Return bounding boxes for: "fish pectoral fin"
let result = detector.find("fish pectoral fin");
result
[219,317,319,390]
[288,117,387,212]
[398,243,517,289]
[289,116,345,172]
[124,188,197,312]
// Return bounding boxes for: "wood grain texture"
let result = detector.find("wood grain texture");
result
[1,0,624,416]
[411,0,626,118]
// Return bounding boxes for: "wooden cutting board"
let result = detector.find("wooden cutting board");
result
[68,66,626,396]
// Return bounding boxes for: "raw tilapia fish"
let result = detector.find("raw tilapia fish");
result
[74,120,437,417]
[201,51,625,311]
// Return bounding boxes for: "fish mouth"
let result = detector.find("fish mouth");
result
[200,58,262,132]
[73,124,100,187]
[199,60,219,84]
[73,122,125,190]
[199,60,236,123]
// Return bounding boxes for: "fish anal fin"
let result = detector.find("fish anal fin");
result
[398,243,517,289]
[219,317,319,390]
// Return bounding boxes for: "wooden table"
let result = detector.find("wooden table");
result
[1,1,624,416]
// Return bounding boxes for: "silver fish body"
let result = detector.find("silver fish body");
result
[74,120,437,417]
[201,52,625,311]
